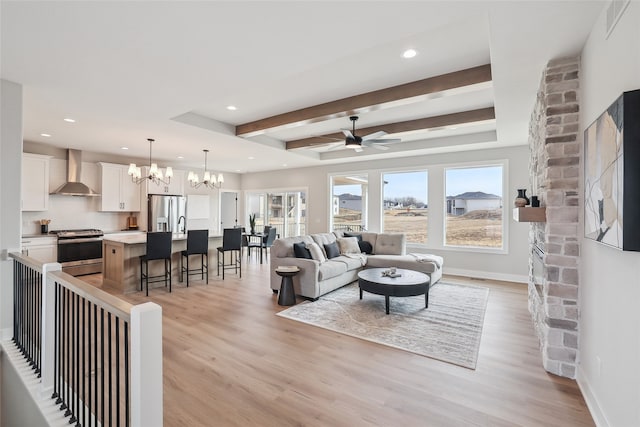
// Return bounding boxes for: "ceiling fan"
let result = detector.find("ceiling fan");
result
[326,116,401,152]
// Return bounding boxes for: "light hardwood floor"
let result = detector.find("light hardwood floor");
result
[82,259,595,427]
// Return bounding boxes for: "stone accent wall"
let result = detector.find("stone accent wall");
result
[527,56,581,379]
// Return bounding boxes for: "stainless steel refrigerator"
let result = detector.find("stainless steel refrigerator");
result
[147,195,187,233]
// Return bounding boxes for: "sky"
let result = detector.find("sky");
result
[334,166,503,202]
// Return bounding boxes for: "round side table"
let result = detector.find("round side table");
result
[276,267,299,306]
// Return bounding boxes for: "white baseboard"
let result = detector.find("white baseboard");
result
[443,267,528,284]
[577,366,610,427]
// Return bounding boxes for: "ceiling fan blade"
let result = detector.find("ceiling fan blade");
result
[362,141,389,150]
[342,129,354,139]
[361,130,387,141]
[367,138,402,144]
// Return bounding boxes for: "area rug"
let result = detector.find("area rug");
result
[276,282,489,369]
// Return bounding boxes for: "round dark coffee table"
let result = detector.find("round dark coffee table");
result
[357,268,430,315]
[276,267,300,306]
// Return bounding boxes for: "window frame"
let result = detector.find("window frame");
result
[328,172,370,233]
[442,160,509,254]
[244,186,308,238]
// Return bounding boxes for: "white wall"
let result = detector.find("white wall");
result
[242,145,531,282]
[1,79,23,337]
[579,2,640,426]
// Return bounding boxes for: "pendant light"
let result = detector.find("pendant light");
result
[128,138,173,185]
[188,149,224,189]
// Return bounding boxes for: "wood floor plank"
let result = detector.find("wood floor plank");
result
[81,260,594,427]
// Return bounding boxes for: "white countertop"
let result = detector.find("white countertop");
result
[103,232,221,245]
[22,234,57,239]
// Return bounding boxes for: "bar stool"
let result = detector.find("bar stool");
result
[180,229,209,286]
[217,228,242,279]
[140,232,172,296]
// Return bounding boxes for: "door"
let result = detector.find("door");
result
[220,191,238,230]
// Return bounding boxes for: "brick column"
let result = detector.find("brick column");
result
[528,56,580,378]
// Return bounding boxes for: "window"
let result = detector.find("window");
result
[382,171,428,243]
[445,165,504,248]
[246,190,306,238]
[330,174,368,232]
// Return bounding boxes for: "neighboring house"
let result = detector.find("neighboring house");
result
[336,193,362,211]
[446,191,502,216]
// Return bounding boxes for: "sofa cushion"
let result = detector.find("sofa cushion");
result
[332,254,366,271]
[318,260,348,280]
[271,235,314,258]
[343,232,362,241]
[337,237,360,254]
[324,242,341,259]
[366,254,440,274]
[293,242,312,259]
[360,232,377,248]
[312,233,338,257]
[374,233,406,255]
[306,242,326,263]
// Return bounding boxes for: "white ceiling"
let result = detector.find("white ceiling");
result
[1,1,604,173]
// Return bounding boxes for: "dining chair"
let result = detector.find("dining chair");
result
[217,228,242,279]
[180,229,209,286]
[248,226,277,264]
[139,232,172,296]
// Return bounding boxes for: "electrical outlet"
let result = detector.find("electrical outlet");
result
[596,356,602,378]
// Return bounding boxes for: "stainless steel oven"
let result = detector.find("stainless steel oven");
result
[53,229,104,276]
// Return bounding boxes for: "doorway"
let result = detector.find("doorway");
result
[220,191,239,231]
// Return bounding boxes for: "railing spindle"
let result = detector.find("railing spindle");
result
[8,253,151,427]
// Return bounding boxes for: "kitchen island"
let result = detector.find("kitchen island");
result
[102,232,222,294]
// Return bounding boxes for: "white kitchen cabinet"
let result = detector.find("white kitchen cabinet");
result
[21,236,57,263]
[22,153,51,211]
[145,168,184,196]
[99,163,141,212]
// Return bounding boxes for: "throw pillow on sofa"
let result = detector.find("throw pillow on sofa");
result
[306,242,326,262]
[337,237,360,254]
[293,242,312,259]
[343,232,362,241]
[358,240,373,254]
[324,241,341,259]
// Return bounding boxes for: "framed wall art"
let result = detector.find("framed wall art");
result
[584,89,640,251]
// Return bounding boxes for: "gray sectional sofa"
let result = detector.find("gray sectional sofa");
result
[270,231,443,300]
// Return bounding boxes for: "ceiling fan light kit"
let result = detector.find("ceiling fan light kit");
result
[338,116,401,152]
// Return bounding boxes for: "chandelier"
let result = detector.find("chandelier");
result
[188,149,224,189]
[128,138,173,185]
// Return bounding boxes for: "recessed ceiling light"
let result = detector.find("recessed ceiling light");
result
[63,118,76,123]
[283,164,288,167]
[120,146,129,150]
[40,133,51,137]
[226,105,237,111]
[402,49,417,59]
[236,169,241,172]
[248,156,255,160]
[177,156,184,159]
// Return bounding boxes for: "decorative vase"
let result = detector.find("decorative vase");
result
[515,189,530,207]
[531,196,540,207]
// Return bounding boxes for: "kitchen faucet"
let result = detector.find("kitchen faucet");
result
[177,215,186,233]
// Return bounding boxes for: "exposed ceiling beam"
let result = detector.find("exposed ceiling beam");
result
[236,64,492,137]
[285,107,496,150]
